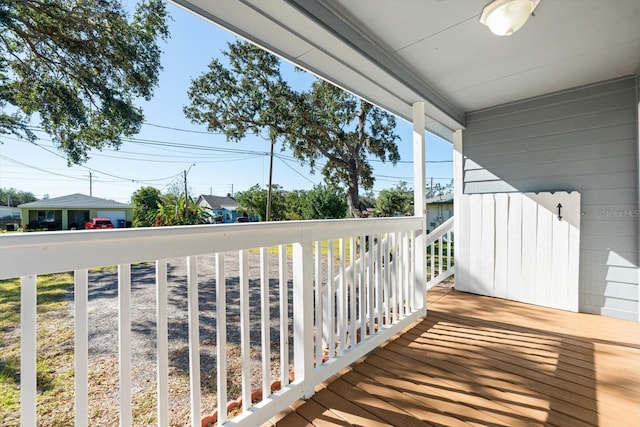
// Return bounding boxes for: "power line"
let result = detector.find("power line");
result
[0,154,86,181]
[26,122,454,165]
[141,122,453,164]
[275,156,318,185]
[142,121,224,135]
[8,126,452,192]
[1,136,185,184]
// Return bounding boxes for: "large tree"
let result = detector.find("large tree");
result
[0,0,169,164]
[131,186,162,227]
[0,187,36,206]
[184,40,400,218]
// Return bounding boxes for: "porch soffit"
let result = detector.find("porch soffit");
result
[170,0,640,141]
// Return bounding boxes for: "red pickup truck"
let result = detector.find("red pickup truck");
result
[84,217,114,229]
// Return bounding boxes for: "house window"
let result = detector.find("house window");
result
[38,210,54,221]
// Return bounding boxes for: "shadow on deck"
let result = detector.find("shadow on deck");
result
[267,286,640,426]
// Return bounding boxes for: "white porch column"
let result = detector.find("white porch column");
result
[637,99,640,322]
[453,130,464,290]
[412,102,426,314]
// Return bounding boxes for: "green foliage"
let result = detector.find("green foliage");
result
[376,181,413,217]
[153,194,210,226]
[284,189,306,220]
[236,184,346,221]
[235,184,286,221]
[131,186,162,227]
[184,40,400,218]
[301,184,347,219]
[0,0,169,164]
[0,187,36,206]
[132,187,211,227]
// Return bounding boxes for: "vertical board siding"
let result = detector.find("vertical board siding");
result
[494,194,509,299]
[481,196,495,296]
[463,76,638,320]
[506,193,522,302]
[458,192,581,312]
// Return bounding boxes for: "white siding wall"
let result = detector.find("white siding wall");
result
[462,76,639,321]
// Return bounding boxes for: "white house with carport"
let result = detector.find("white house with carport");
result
[18,193,134,230]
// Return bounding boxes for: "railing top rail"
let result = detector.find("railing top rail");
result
[0,217,423,279]
[425,216,454,246]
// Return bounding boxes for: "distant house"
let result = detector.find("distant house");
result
[196,194,250,223]
[426,193,453,233]
[18,193,134,230]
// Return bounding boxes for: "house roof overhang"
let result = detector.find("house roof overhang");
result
[170,0,640,142]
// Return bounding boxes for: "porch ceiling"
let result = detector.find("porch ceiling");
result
[171,0,640,139]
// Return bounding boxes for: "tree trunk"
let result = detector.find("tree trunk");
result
[347,104,371,217]
[346,171,366,218]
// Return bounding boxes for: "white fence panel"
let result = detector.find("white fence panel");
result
[506,193,522,302]
[456,192,581,312]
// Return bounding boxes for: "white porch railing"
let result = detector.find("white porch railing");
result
[425,217,455,289]
[0,216,430,427]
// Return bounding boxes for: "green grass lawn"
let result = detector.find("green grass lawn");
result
[0,273,76,426]
[261,239,355,262]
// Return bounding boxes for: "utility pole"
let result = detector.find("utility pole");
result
[266,140,275,221]
[184,164,195,221]
[184,169,188,220]
[89,172,93,196]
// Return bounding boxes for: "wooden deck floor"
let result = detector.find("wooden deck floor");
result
[267,287,640,426]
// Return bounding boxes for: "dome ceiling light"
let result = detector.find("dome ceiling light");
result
[479,0,540,36]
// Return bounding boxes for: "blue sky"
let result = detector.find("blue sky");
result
[0,3,452,204]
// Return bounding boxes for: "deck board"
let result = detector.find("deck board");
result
[266,287,640,427]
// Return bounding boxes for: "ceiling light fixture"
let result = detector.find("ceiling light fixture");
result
[479,0,540,36]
